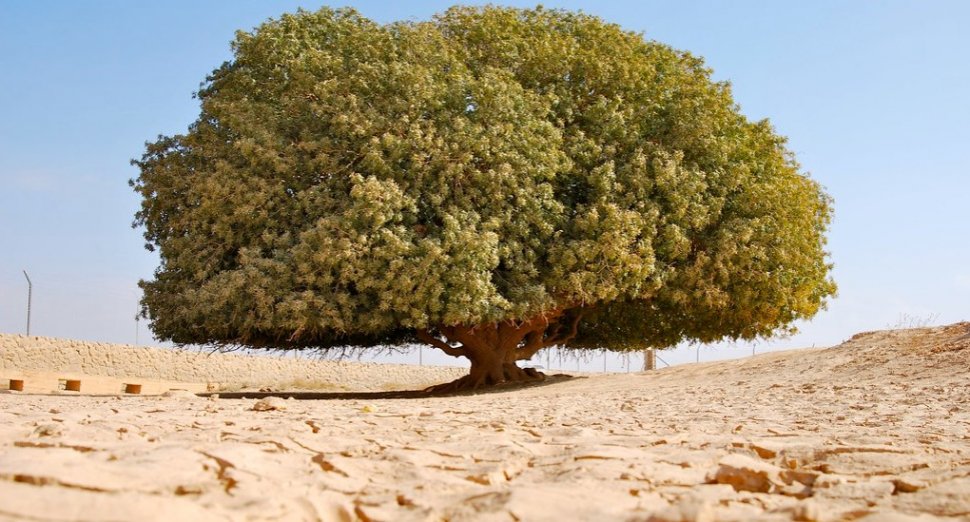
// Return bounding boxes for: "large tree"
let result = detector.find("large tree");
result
[132,6,836,391]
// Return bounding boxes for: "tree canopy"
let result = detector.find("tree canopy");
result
[132,6,835,389]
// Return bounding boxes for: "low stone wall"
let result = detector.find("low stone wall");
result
[0,333,466,392]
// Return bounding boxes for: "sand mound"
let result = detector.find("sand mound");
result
[1,323,968,521]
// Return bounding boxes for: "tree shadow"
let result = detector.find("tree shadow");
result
[201,373,578,400]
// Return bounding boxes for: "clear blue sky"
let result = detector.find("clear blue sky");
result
[2,1,968,370]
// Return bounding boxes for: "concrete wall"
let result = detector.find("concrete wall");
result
[0,333,466,392]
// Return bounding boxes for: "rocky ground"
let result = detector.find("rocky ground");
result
[1,323,968,521]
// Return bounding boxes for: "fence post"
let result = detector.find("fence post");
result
[643,349,656,371]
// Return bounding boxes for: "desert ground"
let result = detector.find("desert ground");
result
[1,324,968,521]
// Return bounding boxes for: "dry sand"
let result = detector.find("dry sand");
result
[1,323,968,521]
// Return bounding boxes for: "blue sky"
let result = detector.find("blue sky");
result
[1,1,968,370]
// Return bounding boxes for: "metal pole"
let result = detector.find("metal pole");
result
[22,270,32,336]
[418,345,423,366]
[135,303,140,345]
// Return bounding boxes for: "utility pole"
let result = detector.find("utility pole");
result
[22,270,32,336]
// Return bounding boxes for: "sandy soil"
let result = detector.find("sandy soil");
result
[1,323,968,521]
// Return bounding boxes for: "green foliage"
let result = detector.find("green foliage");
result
[132,6,835,351]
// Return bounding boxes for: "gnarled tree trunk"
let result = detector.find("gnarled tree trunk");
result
[417,308,583,393]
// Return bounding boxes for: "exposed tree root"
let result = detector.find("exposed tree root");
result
[416,314,585,395]
[424,363,545,394]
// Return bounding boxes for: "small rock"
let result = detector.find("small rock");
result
[33,424,63,437]
[751,443,778,459]
[891,477,926,493]
[709,453,784,493]
[253,396,288,411]
[161,390,198,399]
[893,477,970,516]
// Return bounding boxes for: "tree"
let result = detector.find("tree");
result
[131,6,836,391]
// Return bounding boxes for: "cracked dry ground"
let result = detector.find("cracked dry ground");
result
[1,323,969,521]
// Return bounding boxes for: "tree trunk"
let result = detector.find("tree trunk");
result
[456,346,541,391]
[418,309,582,393]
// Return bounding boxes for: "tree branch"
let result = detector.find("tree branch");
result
[515,329,546,360]
[514,309,585,361]
[546,309,584,346]
[440,324,487,353]
[416,329,467,358]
